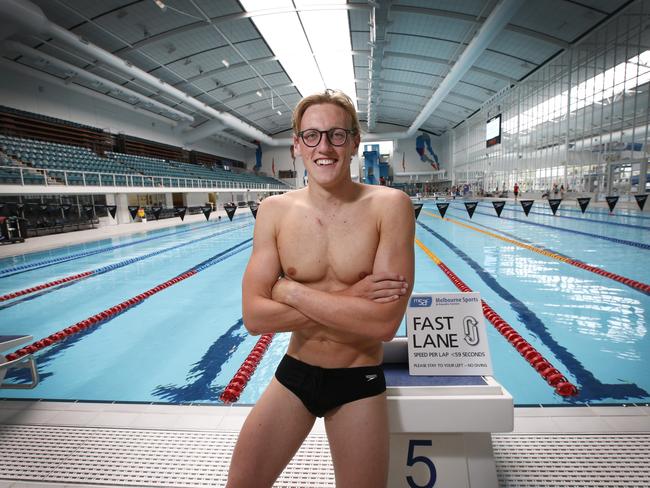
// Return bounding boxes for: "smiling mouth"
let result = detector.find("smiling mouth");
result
[315,158,336,166]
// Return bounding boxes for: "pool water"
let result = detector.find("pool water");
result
[0,201,648,406]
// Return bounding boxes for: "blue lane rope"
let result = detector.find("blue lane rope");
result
[0,222,253,310]
[493,202,650,231]
[444,204,650,251]
[0,215,251,278]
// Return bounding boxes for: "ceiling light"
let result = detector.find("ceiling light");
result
[256,90,262,97]
[241,0,356,106]
[153,0,167,12]
[222,59,230,68]
[277,110,282,116]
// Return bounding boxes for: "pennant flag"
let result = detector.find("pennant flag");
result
[576,197,590,214]
[520,199,534,216]
[223,202,237,221]
[413,203,423,220]
[106,205,117,219]
[464,201,478,219]
[401,152,406,172]
[39,204,48,212]
[271,157,276,177]
[492,200,506,218]
[61,204,72,214]
[201,206,212,221]
[249,203,259,219]
[152,206,163,220]
[174,206,187,221]
[605,196,619,213]
[83,204,95,220]
[548,198,562,216]
[128,205,139,220]
[634,194,647,211]
[436,202,449,218]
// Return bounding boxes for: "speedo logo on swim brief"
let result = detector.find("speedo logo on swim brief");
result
[365,374,378,381]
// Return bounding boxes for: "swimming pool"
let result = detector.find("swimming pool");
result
[0,200,648,407]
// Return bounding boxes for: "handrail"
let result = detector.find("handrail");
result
[0,164,290,191]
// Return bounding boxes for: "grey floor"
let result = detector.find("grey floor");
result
[0,401,649,487]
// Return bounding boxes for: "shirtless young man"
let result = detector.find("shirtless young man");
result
[226,90,415,488]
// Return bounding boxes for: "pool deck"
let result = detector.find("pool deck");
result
[0,400,648,487]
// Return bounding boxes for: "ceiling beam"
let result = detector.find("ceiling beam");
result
[391,4,570,49]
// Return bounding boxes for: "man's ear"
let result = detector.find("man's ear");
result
[292,136,301,158]
[352,133,361,155]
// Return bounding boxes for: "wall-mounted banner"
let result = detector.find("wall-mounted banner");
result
[406,293,493,376]
[128,206,139,220]
[492,201,505,218]
[520,200,534,216]
[151,206,163,220]
[464,201,478,219]
[605,196,619,213]
[576,197,591,214]
[436,202,449,218]
[106,205,117,219]
[548,198,562,215]
[635,194,648,211]
[223,203,237,221]
[413,203,423,220]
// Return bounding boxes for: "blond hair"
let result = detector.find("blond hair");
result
[292,89,360,135]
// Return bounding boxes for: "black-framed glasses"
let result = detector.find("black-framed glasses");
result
[298,128,355,147]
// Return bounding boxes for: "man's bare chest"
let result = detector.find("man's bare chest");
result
[277,213,379,285]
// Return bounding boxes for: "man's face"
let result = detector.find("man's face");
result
[293,103,360,187]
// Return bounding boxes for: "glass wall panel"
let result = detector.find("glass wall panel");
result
[451,0,650,199]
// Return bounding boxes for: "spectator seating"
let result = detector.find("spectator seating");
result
[1,134,289,189]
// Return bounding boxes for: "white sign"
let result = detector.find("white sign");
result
[406,292,493,376]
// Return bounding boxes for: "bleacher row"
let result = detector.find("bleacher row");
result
[0,134,288,190]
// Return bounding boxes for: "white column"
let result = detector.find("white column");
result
[113,193,131,224]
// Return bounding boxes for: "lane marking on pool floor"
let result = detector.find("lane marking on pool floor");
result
[424,210,650,295]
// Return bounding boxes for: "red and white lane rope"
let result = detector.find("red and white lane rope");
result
[220,334,275,404]
[416,237,579,397]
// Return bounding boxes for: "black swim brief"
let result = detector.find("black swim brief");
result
[275,354,386,417]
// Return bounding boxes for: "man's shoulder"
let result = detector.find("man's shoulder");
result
[363,184,411,205]
[258,190,305,216]
[261,189,303,206]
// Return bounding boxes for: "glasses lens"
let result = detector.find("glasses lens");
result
[302,130,321,146]
[329,129,348,146]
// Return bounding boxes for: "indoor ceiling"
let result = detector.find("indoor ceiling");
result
[0,0,633,147]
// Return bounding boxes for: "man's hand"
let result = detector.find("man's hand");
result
[271,276,295,304]
[339,272,408,303]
